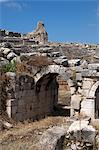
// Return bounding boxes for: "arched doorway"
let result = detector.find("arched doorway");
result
[56,75,71,116]
[35,73,71,117]
[95,86,99,118]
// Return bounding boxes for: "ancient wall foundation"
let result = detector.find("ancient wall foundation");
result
[6,73,58,121]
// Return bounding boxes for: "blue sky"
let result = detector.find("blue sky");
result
[0,0,99,44]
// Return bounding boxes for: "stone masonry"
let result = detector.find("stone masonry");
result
[0,22,99,121]
[6,73,58,121]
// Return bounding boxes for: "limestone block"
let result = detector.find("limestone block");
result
[88,63,99,70]
[96,72,99,77]
[6,106,11,118]
[6,72,16,79]
[77,81,82,87]
[67,120,96,143]
[71,94,82,110]
[7,52,17,60]
[2,48,11,55]
[67,79,74,87]
[88,90,96,99]
[74,66,83,72]
[82,89,89,97]
[83,80,93,89]
[80,60,88,69]
[76,73,82,81]
[3,121,13,129]
[81,99,95,118]
[70,87,76,95]
[88,70,97,76]
[39,126,67,150]
[78,87,82,94]
[0,57,9,67]
[82,69,89,77]
[84,78,94,81]
[68,59,81,67]
[6,99,17,107]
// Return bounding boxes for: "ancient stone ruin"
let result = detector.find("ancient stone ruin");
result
[0,22,99,121]
[26,21,48,44]
[0,21,48,45]
[0,21,99,149]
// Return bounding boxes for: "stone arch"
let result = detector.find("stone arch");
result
[88,81,99,99]
[95,85,99,118]
[34,65,78,117]
[81,81,99,118]
[34,65,71,83]
[88,81,99,118]
[34,65,75,96]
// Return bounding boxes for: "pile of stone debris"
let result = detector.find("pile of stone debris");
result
[64,119,96,150]
[35,117,99,150]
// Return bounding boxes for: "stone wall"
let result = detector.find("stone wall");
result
[6,73,58,121]
[57,76,71,106]
[0,29,21,37]
[26,22,48,44]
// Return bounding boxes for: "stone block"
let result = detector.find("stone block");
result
[96,72,99,77]
[77,82,82,87]
[17,105,26,113]
[88,63,99,70]
[83,80,93,90]
[82,69,97,77]
[82,69,89,77]
[12,106,17,115]
[78,87,82,94]
[71,94,82,110]
[82,89,89,97]
[6,106,11,118]
[81,99,95,118]
[6,99,17,107]
[67,79,74,87]
[88,90,96,99]
[70,87,76,95]
[76,73,82,81]
[88,70,97,76]
[15,112,24,121]
[18,99,25,106]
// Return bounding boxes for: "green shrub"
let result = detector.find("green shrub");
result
[1,61,16,72]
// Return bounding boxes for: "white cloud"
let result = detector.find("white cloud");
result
[6,2,22,10]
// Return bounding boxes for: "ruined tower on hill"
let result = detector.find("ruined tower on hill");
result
[26,21,48,44]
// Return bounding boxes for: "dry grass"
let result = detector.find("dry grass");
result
[26,56,52,67]
[91,119,99,131]
[0,116,71,150]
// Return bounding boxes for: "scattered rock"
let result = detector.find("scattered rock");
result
[3,121,13,129]
[38,126,67,150]
[7,52,17,61]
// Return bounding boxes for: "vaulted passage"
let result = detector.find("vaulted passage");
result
[95,86,99,118]
[54,75,71,116]
[57,75,71,106]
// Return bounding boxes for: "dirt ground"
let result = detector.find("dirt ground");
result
[0,116,71,150]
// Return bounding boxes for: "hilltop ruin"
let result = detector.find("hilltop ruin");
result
[0,21,48,45]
